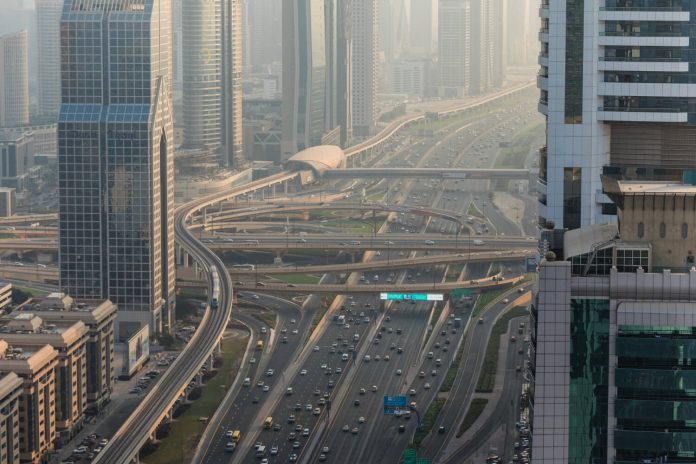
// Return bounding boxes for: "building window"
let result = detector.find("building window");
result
[637,222,644,239]
[659,222,666,239]
[564,0,584,123]
[563,167,582,230]
[682,223,688,239]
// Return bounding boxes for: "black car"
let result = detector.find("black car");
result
[398,425,405,433]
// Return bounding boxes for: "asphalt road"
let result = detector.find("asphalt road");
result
[201,295,305,462]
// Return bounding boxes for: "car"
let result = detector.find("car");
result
[431,369,438,376]
[409,389,416,396]
[371,385,378,392]
[342,425,350,432]
[288,432,296,441]
[288,415,296,423]
[314,345,320,351]
[396,369,402,375]
[358,416,365,423]
[303,428,310,437]
[73,446,87,454]
[270,446,278,455]
[313,407,321,416]
[266,369,274,376]
[418,371,425,378]
[398,425,405,433]
[351,427,359,434]
[319,454,327,462]
[300,369,307,376]
[294,403,302,411]
[252,396,260,403]
[424,382,431,390]
[438,426,446,434]
[305,403,313,411]
[128,387,140,394]
[354,399,360,406]
[374,354,381,361]
[289,454,298,462]
[98,438,109,447]
[397,347,403,353]
[384,355,390,361]
[273,423,281,431]
[314,388,321,396]
[257,380,265,387]
[292,329,299,334]
[290,319,296,324]
[281,328,287,333]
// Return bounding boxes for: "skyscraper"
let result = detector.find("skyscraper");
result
[182,0,244,169]
[36,0,63,117]
[58,0,175,336]
[438,0,471,98]
[537,0,696,230]
[324,0,353,148]
[281,0,327,158]
[246,0,282,68]
[352,0,379,137]
[0,31,29,128]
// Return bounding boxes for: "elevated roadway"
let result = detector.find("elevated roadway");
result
[230,250,532,276]
[206,274,524,295]
[323,167,532,180]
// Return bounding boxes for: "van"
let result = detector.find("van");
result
[231,430,241,442]
[243,377,251,387]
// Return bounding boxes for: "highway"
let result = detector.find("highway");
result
[93,191,237,463]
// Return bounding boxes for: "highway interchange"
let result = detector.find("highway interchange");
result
[192,88,540,464]
[1,85,540,464]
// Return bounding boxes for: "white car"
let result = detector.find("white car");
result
[270,446,278,455]
[313,408,321,416]
[358,416,366,423]
[300,369,308,376]
[314,345,320,351]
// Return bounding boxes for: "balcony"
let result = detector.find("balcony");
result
[539,4,549,18]
[598,8,689,20]
[537,75,548,90]
[538,30,549,43]
[598,56,688,72]
[597,106,687,122]
[598,33,688,47]
[538,99,548,115]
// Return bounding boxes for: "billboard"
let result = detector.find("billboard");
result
[380,293,443,301]
[123,324,150,378]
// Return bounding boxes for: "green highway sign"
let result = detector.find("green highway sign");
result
[451,288,471,298]
[380,293,443,301]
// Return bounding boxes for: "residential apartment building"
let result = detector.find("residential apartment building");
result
[0,31,29,128]
[0,130,34,190]
[532,177,696,463]
[0,341,58,464]
[0,372,21,464]
[438,0,471,98]
[391,59,427,98]
[16,295,116,412]
[59,0,175,335]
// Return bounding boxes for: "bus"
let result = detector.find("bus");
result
[264,416,273,429]
[232,264,255,271]
[256,340,264,351]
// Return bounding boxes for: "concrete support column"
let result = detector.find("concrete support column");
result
[208,354,215,370]
[215,341,222,355]
[284,181,289,195]
[272,184,276,197]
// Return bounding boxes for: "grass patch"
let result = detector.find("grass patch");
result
[253,311,277,330]
[494,122,544,169]
[307,296,335,340]
[445,263,465,282]
[142,336,248,464]
[271,274,322,285]
[467,203,484,220]
[440,332,467,393]
[363,191,385,203]
[457,398,489,437]
[475,306,529,393]
[15,286,49,298]
[471,275,533,318]
[178,290,207,300]
[413,397,446,446]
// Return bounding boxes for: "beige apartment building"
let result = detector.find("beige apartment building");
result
[17,295,116,411]
[0,372,22,464]
[0,313,88,444]
[0,341,58,464]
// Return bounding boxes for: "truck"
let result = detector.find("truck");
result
[454,318,462,328]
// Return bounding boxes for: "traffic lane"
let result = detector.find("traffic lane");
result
[419,293,527,461]
[359,304,465,464]
[203,311,272,462]
[320,305,430,462]
[204,302,304,462]
[240,290,383,463]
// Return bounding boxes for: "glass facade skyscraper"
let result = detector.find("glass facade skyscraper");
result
[58,0,175,336]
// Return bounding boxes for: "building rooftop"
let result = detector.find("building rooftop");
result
[286,145,346,176]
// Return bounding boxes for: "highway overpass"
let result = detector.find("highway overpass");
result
[181,274,526,295]
[229,249,532,276]
[323,167,533,180]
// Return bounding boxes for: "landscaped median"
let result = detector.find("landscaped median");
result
[413,397,447,447]
[141,334,248,464]
[457,398,489,437]
[475,306,529,393]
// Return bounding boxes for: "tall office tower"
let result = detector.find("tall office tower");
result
[247,0,282,67]
[409,0,436,57]
[182,0,244,169]
[438,0,470,98]
[171,0,182,88]
[532,178,696,464]
[324,0,353,148]
[351,0,379,137]
[379,0,409,62]
[281,0,327,158]
[537,0,696,231]
[58,0,175,336]
[36,0,63,117]
[0,31,29,128]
